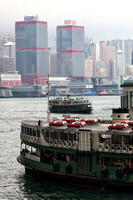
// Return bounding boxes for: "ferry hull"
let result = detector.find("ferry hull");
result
[49,106,92,114]
[17,155,133,191]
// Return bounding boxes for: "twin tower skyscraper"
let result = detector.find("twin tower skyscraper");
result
[15,16,85,85]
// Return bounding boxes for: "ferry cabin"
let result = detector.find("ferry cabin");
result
[18,119,133,189]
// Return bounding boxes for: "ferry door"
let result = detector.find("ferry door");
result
[77,155,92,175]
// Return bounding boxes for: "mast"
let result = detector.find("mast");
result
[47,74,50,122]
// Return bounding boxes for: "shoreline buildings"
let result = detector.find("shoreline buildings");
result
[15,15,49,85]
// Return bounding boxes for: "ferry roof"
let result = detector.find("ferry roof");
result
[22,120,133,135]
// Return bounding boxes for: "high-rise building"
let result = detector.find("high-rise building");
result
[56,20,85,77]
[124,39,133,65]
[100,41,116,79]
[100,41,106,68]
[105,46,116,79]
[117,50,125,76]
[84,38,96,60]
[107,39,123,51]
[15,15,49,85]
[85,58,93,77]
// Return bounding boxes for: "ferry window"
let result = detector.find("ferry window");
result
[124,136,130,145]
[30,128,33,136]
[130,92,133,108]
[60,131,68,141]
[43,130,49,138]
[69,132,76,141]
[37,130,40,137]
[122,96,128,108]
[104,157,123,167]
[100,134,111,144]
[41,150,54,164]
[112,135,121,144]
[57,153,66,161]
[71,154,75,162]
[21,126,24,133]
[99,135,105,143]
[27,128,30,135]
[50,130,58,139]
[25,127,26,134]
[130,136,133,145]
[98,157,104,165]
[33,129,36,137]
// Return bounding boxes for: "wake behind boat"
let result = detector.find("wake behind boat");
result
[49,95,92,114]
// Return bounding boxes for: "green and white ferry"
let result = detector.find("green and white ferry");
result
[17,81,133,190]
[49,95,92,114]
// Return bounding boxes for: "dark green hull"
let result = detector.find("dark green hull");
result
[17,152,133,191]
[49,105,92,114]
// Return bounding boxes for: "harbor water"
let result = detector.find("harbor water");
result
[1,96,133,199]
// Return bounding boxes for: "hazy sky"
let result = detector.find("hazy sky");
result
[1,0,133,46]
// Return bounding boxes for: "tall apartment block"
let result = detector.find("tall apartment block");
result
[100,40,116,79]
[56,20,85,77]
[15,16,49,85]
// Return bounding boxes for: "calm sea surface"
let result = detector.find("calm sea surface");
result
[1,96,133,199]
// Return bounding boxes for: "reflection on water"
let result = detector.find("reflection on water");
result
[1,96,132,199]
[16,172,133,200]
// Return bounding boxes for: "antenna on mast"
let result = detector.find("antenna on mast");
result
[47,74,50,122]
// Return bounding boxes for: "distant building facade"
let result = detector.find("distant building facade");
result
[15,15,49,85]
[117,50,125,76]
[85,58,93,77]
[0,56,14,73]
[56,20,85,77]
[0,71,21,87]
[124,39,133,65]
[84,38,96,60]
[0,36,16,74]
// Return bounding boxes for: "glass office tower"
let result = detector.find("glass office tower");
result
[15,16,48,85]
[57,20,85,77]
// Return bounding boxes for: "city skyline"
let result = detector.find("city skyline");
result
[1,0,133,47]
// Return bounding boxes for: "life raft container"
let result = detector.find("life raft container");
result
[67,121,85,128]
[108,123,127,130]
[49,121,67,126]
[127,122,133,126]
[62,118,77,123]
[80,119,98,124]
[121,121,133,126]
